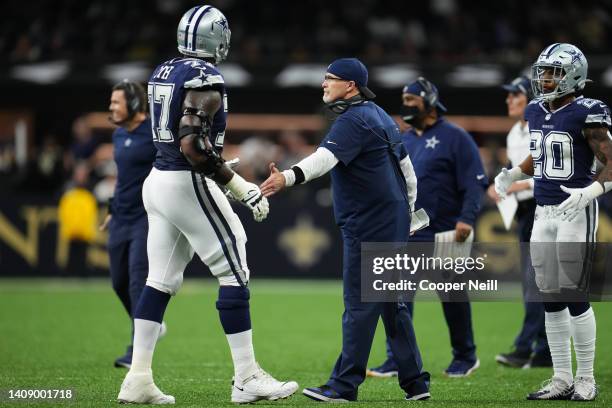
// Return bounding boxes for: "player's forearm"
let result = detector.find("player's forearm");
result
[518,155,534,177]
[586,127,612,193]
[282,147,339,186]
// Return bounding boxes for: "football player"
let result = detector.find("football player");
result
[117,5,297,404]
[495,43,612,401]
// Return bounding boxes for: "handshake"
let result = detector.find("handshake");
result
[223,160,289,222]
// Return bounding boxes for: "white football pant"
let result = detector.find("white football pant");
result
[142,168,249,294]
[530,201,598,293]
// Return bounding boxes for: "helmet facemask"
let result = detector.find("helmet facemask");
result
[531,64,572,102]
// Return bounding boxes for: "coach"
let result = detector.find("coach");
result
[261,58,431,402]
[100,80,162,368]
[369,78,488,378]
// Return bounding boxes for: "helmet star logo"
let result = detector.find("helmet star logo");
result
[566,49,583,64]
[214,18,228,31]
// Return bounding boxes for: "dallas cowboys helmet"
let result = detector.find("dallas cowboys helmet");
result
[531,43,588,102]
[177,6,231,64]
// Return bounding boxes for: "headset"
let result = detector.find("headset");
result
[416,76,438,111]
[113,79,145,120]
[325,94,367,114]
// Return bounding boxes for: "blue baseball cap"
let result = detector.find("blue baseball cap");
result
[502,75,532,99]
[326,58,376,100]
[402,78,447,112]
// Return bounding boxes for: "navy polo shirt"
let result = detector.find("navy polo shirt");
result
[402,118,487,240]
[320,101,410,242]
[111,118,156,223]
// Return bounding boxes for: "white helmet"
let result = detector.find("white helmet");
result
[531,43,588,102]
[177,6,231,64]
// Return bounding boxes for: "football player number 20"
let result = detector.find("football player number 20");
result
[148,82,175,143]
[530,130,574,180]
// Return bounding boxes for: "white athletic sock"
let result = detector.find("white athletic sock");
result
[545,308,573,384]
[226,329,258,380]
[570,307,596,379]
[131,319,162,374]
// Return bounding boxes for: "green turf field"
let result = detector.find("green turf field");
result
[0,278,609,407]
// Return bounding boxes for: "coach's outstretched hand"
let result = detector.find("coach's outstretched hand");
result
[260,163,286,197]
[225,173,270,222]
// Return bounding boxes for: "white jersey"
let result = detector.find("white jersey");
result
[506,120,534,202]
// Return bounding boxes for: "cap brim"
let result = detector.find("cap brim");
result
[502,84,520,93]
[359,86,376,100]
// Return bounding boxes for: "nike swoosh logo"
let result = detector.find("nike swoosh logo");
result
[477,175,485,180]
[234,386,244,391]
[326,141,337,145]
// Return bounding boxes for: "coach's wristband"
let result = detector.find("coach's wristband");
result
[282,169,296,187]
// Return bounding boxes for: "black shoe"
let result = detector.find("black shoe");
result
[114,346,132,369]
[366,358,399,378]
[405,392,431,400]
[444,358,480,377]
[495,349,531,368]
[303,385,350,402]
[525,353,553,368]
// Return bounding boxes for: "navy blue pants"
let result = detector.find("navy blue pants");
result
[514,199,549,356]
[327,234,430,400]
[383,238,477,363]
[108,215,149,343]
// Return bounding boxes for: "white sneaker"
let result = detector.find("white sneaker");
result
[231,366,298,404]
[118,371,175,404]
[526,376,574,400]
[571,376,597,401]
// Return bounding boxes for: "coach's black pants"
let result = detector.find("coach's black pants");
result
[326,234,430,400]
[108,215,149,343]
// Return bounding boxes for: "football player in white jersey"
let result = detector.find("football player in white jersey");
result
[117,5,297,404]
[495,43,612,401]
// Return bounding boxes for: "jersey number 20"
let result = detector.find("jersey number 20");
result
[530,130,574,180]
[147,82,175,143]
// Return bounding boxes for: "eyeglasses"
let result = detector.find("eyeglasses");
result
[323,75,349,82]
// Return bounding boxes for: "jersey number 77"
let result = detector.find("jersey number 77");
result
[147,82,175,143]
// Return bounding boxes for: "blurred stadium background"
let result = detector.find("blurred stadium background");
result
[1,1,612,405]
[1,0,611,278]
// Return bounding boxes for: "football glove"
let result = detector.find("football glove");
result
[495,167,524,199]
[558,182,604,221]
[226,174,269,222]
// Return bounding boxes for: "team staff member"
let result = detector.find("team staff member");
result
[369,78,488,378]
[490,76,551,369]
[261,58,431,402]
[100,80,161,368]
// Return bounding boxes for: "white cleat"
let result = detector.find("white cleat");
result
[526,376,573,400]
[118,371,175,404]
[571,376,597,401]
[231,366,298,404]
